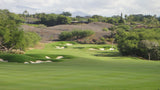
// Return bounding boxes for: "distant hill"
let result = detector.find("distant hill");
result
[22,22,113,43]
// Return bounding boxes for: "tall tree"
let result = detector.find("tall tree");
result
[0,9,25,51]
[118,13,125,24]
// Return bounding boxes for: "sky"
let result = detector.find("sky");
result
[0,0,160,17]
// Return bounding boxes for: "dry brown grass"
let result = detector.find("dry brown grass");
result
[28,43,45,50]
[22,22,113,42]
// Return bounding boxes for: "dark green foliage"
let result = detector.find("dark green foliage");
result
[57,15,71,25]
[106,18,119,24]
[0,9,25,51]
[61,12,72,17]
[40,14,71,26]
[40,14,58,26]
[59,31,73,41]
[118,13,125,24]
[26,54,74,60]
[89,45,113,50]
[117,31,140,55]
[125,14,159,26]
[0,54,34,63]
[0,9,41,52]
[94,52,121,57]
[59,30,95,41]
[19,11,160,27]
[138,40,160,60]
[116,28,160,60]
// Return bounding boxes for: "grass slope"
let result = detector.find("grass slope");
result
[0,42,160,90]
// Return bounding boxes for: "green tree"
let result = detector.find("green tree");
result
[88,18,98,23]
[59,31,73,40]
[24,32,41,47]
[118,13,125,24]
[116,30,140,55]
[0,9,40,52]
[92,15,105,22]
[0,10,24,51]
[116,28,160,60]
[57,15,71,25]
[61,12,72,17]
[139,40,159,60]
[106,18,119,24]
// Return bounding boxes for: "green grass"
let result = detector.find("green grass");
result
[0,42,160,90]
[22,23,47,28]
[0,54,74,63]
[0,54,35,63]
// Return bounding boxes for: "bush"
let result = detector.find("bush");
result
[116,28,160,60]
[24,32,41,48]
[40,14,72,26]
[102,28,109,32]
[59,30,94,41]
[59,31,73,41]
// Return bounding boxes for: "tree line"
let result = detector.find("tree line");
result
[19,11,72,26]
[19,11,160,27]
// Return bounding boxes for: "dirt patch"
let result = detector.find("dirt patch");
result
[34,43,45,49]
[28,43,45,50]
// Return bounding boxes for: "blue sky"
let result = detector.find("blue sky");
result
[0,0,160,17]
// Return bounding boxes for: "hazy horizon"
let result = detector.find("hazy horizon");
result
[0,0,160,17]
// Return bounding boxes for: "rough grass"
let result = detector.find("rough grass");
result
[0,53,74,63]
[0,42,160,90]
[0,54,35,63]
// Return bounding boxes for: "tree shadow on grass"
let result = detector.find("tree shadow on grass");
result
[72,47,85,49]
[94,51,142,60]
[94,51,122,57]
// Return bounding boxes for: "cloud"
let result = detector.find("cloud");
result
[0,0,160,16]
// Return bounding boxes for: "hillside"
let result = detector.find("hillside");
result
[22,22,113,43]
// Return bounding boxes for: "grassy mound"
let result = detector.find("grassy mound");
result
[26,54,74,61]
[0,54,74,63]
[0,54,34,63]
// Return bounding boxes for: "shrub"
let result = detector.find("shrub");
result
[24,32,41,48]
[102,28,109,32]
[59,30,94,41]
[116,28,160,60]
[59,31,73,40]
